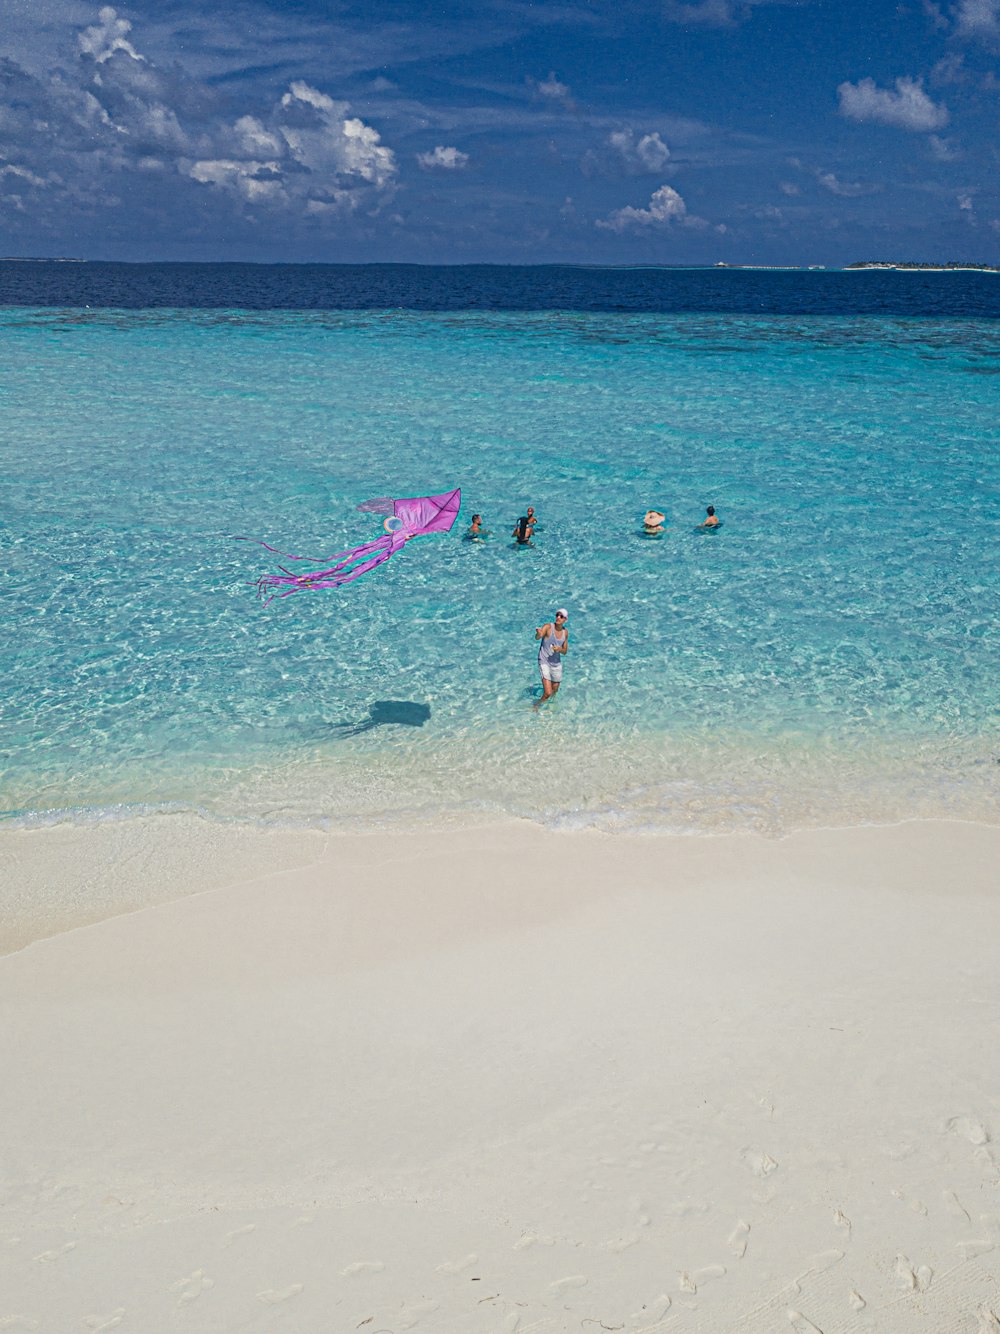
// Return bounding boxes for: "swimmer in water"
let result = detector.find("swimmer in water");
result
[701,505,719,528]
[534,608,569,707]
[466,513,489,540]
[512,514,535,546]
[643,509,666,536]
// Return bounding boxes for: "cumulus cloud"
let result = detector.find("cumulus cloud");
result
[608,129,671,172]
[0,8,398,227]
[416,145,469,170]
[953,0,1000,40]
[78,6,144,64]
[597,183,706,231]
[837,76,948,131]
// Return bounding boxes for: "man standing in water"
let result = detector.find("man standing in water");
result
[535,608,569,707]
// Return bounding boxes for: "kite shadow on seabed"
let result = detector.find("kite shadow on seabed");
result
[332,700,432,737]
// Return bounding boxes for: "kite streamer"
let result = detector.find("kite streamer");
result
[245,488,461,604]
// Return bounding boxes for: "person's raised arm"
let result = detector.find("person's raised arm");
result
[535,623,549,640]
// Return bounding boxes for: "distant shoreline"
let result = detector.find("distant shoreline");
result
[845,261,1000,273]
[2,257,999,272]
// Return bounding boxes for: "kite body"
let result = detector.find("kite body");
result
[252,488,461,603]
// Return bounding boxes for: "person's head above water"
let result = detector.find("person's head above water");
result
[471,513,481,522]
[706,505,715,516]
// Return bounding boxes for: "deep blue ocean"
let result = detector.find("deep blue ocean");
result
[3,263,998,833]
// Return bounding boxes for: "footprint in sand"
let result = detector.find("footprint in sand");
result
[222,1223,256,1248]
[399,1298,440,1328]
[173,1270,214,1306]
[84,1310,125,1332]
[728,1220,750,1257]
[256,1284,303,1304]
[33,1241,77,1262]
[894,1255,932,1291]
[631,1294,672,1322]
[786,1311,822,1332]
[679,1266,726,1294]
[604,1233,641,1253]
[833,1208,852,1234]
[957,1239,995,1258]
[741,1148,778,1177]
[342,1260,386,1277]
[849,1290,866,1311]
[435,1253,477,1275]
[946,1116,991,1145]
[549,1275,588,1294]
[513,1232,555,1250]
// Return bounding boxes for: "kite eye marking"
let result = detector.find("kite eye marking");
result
[384,515,404,533]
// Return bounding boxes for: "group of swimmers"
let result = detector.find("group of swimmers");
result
[465,502,720,546]
[465,504,540,545]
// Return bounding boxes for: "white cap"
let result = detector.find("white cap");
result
[556,608,568,619]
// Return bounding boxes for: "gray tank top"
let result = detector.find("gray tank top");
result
[538,626,566,665]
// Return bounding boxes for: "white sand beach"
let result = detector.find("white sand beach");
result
[2,817,999,1333]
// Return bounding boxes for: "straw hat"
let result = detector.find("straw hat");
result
[643,510,666,526]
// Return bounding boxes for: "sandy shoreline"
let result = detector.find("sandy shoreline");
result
[2,818,999,1331]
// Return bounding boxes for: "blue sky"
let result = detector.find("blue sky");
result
[2,0,999,264]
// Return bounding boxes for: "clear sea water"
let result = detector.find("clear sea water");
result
[2,263,998,835]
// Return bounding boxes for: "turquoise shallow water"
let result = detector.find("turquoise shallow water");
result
[3,308,998,833]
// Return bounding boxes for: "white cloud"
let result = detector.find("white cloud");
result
[234,116,283,158]
[535,72,571,102]
[608,129,671,172]
[662,0,804,26]
[779,180,801,195]
[837,76,948,131]
[278,81,396,190]
[816,170,870,197]
[0,163,48,187]
[953,0,1000,40]
[416,145,469,170]
[78,7,144,64]
[958,191,974,209]
[188,158,284,203]
[597,183,705,232]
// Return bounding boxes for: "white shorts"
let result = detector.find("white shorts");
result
[539,660,563,683]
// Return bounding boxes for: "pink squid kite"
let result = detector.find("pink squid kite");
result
[250,488,461,603]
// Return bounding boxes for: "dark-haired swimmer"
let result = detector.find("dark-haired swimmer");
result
[512,515,535,546]
[701,505,719,528]
[466,513,490,540]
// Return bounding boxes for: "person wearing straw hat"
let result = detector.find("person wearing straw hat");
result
[534,608,569,706]
[642,509,666,536]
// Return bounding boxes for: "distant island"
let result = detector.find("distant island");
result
[846,261,1000,272]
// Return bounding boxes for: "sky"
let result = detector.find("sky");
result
[1,0,999,264]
